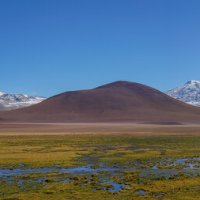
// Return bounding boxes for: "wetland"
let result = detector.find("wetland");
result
[1,130,200,199]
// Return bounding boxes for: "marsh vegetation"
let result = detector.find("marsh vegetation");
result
[1,134,200,199]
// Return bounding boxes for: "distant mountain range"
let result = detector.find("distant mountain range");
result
[166,80,200,107]
[0,80,200,115]
[0,92,46,111]
[1,81,200,124]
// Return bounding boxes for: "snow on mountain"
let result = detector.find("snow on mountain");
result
[0,91,46,111]
[166,80,200,107]
[0,92,5,96]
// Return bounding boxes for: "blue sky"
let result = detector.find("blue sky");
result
[0,0,200,97]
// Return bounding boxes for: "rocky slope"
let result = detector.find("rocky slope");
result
[166,80,200,107]
[0,92,45,111]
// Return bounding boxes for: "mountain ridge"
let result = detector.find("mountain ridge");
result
[166,80,200,107]
[0,91,46,111]
[1,81,200,124]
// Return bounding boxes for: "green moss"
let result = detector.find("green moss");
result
[1,134,200,199]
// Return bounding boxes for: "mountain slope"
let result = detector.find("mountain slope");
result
[166,80,200,107]
[1,81,200,123]
[0,92,45,111]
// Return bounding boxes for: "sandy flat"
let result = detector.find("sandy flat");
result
[0,122,200,136]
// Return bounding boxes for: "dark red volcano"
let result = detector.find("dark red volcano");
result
[1,81,200,123]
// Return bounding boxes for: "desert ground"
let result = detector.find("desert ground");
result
[1,122,200,135]
[1,123,200,200]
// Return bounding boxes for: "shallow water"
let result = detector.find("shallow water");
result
[1,156,200,193]
[0,165,130,177]
[102,182,125,193]
[135,189,146,196]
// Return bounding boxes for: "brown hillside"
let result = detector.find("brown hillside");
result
[1,81,200,123]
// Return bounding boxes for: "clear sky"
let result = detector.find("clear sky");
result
[0,0,200,97]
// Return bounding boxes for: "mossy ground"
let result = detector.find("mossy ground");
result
[1,134,200,199]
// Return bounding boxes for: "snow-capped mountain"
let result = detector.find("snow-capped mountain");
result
[166,80,200,107]
[0,91,46,111]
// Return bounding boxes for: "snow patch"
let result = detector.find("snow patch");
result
[166,80,200,107]
[0,92,46,110]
